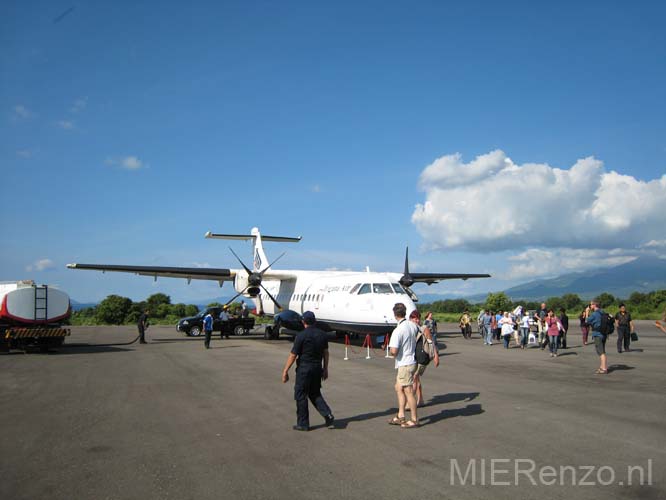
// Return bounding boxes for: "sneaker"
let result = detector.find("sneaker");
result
[325,415,335,429]
[292,425,309,432]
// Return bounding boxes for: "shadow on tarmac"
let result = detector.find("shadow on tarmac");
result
[45,345,134,354]
[328,392,481,429]
[607,364,635,373]
[557,352,578,357]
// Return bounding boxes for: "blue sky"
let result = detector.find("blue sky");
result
[2,1,665,303]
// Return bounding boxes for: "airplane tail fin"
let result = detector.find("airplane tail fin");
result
[205,227,301,272]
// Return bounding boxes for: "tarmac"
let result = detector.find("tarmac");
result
[1,321,664,500]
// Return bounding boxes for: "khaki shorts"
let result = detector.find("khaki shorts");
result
[416,364,427,377]
[396,364,417,386]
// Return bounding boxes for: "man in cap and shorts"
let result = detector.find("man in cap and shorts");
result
[387,303,419,428]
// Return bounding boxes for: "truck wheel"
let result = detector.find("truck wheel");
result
[234,325,245,336]
[271,327,280,340]
[190,326,201,337]
[264,326,273,340]
[243,328,250,336]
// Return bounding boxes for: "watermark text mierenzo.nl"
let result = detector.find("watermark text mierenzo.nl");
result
[450,459,654,487]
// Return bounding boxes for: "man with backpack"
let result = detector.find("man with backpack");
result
[584,300,612,374]
[409,310,438,408]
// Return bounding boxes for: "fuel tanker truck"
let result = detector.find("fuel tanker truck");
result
[0,280,71,352]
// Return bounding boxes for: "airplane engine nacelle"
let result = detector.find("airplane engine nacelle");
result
[234,274,248,294]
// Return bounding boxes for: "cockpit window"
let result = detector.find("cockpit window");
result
[349,284,361,294]
[373,283,393,294]
[391,283,407,294]
[358,284,372,294]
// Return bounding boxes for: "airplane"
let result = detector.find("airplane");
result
[67,227,490,339]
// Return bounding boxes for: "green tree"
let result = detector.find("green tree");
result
[594,292,616,309]
[96,295,132,325]
[561,293,583,311]
[170,303,187,317]
[147,293,171,312]
[546,296,566,312]
[185,304,199,316]
[484,292,512,312]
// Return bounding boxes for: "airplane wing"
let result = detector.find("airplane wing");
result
[409,272,491,284]
[66,263,235,283]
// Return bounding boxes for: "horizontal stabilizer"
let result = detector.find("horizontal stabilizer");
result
[205,231,301,243]
[409,272,491,284]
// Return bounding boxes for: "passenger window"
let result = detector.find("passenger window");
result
[358,284,371,294]
[391,283,406,294]
[349,284,361,294]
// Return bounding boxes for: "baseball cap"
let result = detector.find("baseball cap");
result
[302,311,316,323]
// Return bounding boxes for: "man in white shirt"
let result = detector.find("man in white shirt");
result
[387,303,419,428]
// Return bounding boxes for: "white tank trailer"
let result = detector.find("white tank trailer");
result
[0,280,71,352]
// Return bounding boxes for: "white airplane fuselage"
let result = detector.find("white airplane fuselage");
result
[239,270,416,335]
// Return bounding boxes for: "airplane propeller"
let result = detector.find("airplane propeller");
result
[223,248,286,311]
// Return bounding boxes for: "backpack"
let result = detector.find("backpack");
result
[415,327,434,365]
[599,312,615,336]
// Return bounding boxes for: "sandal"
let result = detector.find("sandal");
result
[401,419,419,429]
[388,416,406,425]
[595,368,608,375]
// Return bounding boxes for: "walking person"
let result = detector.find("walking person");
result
[424,311,438,339]
[219,306,230,339]
[585,301,609,374]
[281,311,334,431]
[534,303,548,348]
[519,312,530,349]
[615,304,635,353]
[494,311,504,342]
[477,309,485,338]
[387,303,419,429]
[137,309,150,344]
[409,310,439,407]
[203,310,214,349]
[579,307,590,345]
[559,308,569,349]
[490,311,499,342]
[459,310,472,339]
[545,309,560,357]
[482,310,494,345]
[499,311,514,349]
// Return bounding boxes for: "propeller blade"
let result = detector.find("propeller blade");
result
[223,287,248,308]
[259,283,283,311]
[228,247,253,275]
[260,252,286,276]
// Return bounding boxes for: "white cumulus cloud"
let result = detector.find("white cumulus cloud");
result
[69,97,88,113]
[57,120,75,130]
[26,259,56,272]
[105,156,146,170]
[412,150,666,252]
[122,156,143,169]
[505,248,637,280]
[13,105,32,119]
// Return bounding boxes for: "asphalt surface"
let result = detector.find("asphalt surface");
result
[1,321,665,500]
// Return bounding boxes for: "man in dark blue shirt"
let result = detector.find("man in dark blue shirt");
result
[282,311,334,431]
[585,301,608,374]
[203,311,214,349]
